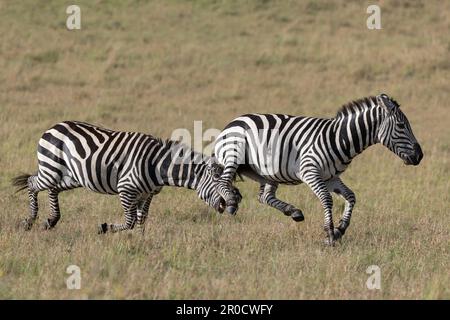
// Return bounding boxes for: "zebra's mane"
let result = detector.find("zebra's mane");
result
[335,95,401,119]
[335,96,378,119]
[158,138,211,162]
[157,137,181,148]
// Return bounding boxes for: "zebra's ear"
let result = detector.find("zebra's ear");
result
[212,164,223,180]
[206,156,214,166]
[207,154,218,165]
[377,93,397,113]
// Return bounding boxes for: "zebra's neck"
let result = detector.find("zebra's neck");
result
[153,140,208,189]
[331,97,384,162]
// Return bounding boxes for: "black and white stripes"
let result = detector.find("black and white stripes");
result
[12,94,422,244]
[213,93,423,245]
[13,121,237,233]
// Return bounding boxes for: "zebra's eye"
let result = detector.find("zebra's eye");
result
[397,122,405,129]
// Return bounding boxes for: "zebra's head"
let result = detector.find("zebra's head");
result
[196,159,242,213]
[376,93,423,166]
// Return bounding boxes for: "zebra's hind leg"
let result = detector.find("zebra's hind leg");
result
[42,189,61,230]
[14,174,43,231]
[99,190,138,234]
[258,183,304,222]
[41,177,81,230]
[22,188,39,230]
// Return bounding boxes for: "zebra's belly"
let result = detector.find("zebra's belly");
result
[63,156,120,194]
[263,176,302,185]
[239,164,302,185]
[80,183,119,195]
[318,162,349,181]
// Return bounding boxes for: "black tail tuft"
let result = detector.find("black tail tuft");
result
[11,173,32,193]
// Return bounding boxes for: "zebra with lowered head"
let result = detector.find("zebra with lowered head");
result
[12,121,241,233]
[213,93,423,245]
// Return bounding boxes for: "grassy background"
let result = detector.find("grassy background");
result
[0,0,449,299]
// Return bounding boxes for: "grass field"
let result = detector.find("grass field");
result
[0,0,449,299]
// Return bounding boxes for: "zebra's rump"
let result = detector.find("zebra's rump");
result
[35,121,158,194]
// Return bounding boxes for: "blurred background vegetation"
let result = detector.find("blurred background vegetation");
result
[0,0,448,299]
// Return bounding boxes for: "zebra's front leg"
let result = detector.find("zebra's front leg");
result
[304,173,336,245]
[258,183,304,222]
[216,163,240,215]
[99,191,138,234]
[326,177,356,239]
[136,191,158,234]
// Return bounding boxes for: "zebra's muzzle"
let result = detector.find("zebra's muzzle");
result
[404,143,423,166]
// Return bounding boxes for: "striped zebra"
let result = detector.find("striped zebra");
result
[12,121,241,233]
[213,94,423,245]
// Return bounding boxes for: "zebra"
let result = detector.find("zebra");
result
[12,121,241,233]
[213,93,423,245]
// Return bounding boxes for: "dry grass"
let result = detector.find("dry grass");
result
[0,0,449,299]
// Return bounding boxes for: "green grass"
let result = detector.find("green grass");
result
[0,0,449,299]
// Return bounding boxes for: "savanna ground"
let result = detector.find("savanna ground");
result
[0,0,449,299]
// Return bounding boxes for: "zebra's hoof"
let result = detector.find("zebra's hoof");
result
[42,220,52,230]
[98,223,108,234]
[324,237,336,247]
[333,228,343,240]
[291,210,305,222]
[225,206,237,215]
[20,219,33,231]
[42,218,59,230]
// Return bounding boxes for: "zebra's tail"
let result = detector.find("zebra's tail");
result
[11,173,32,193]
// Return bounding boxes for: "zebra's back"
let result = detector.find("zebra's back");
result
[214,113,332,183]
[36,121,157,194]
